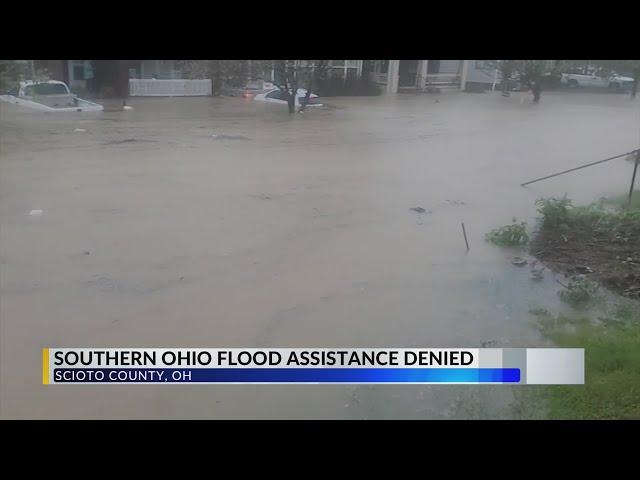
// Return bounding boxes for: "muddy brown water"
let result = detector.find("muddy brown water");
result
[1,92,639,418]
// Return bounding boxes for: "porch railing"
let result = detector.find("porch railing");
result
[424,73,461,85]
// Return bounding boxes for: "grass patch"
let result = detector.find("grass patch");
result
[531,194,640,299]
[558,276,602,308]
[485,218,529,247]
[532,305,640,419]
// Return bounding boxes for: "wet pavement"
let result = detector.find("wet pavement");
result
[1,91,639,418]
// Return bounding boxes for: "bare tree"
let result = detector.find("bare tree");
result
[269,60,328,114]
[592,60,640,98]
[270,60,302,114]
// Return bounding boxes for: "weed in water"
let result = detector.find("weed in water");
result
[485,218,529,247]
[536,195,573,228]
[558,275,602,308]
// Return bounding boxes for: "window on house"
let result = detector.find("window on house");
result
[427,60,440,74]
[73,64,85,80]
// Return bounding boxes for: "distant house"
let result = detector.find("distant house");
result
[32,60,503,97]
[33,60,194,97]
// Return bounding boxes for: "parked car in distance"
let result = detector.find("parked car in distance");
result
[561,70,634,91]
[608,73,635,91]
[253,87,323,107]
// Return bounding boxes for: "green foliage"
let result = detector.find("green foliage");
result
[558,276,602,308]
[539,193,640,238]
[485,219,529,246]
[532,306,640,419]
[536,195,573,227]
[591,60,640,79]
[602,190,640,211]
[0,60,49,91]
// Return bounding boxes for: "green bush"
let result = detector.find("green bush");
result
[536,195,573,228]
[485,219,529,247]
[558,276,602,308]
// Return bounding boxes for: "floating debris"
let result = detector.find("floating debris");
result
[28,209,43,216]
[511,256,528,266]
[101,138,157,146]
[574,265,594,274]
[73,128,87,133]
[530,268,544,281]
[410,207,427,213]
[250,194,272,200]
[210,133,250,140]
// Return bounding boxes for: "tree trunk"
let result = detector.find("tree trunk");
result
[210,60,223,96]
[300,78,313,113]
[287,94,296,114]
[532,82,541,102]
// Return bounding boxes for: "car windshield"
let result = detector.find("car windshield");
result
[24,83,69,96]
[266,90,288,100]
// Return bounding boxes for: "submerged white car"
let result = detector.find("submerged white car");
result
[252,87,323,107]
[0,80,103,112]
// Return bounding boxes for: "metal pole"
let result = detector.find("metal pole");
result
[628,150,640,208]
[521,150,639,187]
[461,222,470,251]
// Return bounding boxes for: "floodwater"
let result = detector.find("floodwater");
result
[1,91,639,419]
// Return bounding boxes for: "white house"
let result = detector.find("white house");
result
[368,60,471,93]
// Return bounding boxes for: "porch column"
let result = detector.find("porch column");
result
[417,60,429,90]
[460,60,469,91]
[386,60,400,94]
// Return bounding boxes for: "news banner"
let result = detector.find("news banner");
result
[42,348,584,384]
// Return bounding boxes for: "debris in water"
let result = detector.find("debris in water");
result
[574,265,594,274]
[83,251,91,255]
[511,256,527,266]
[210,133,250,140]
[530,267,544,281]
[28,209,43,216]
[73,128,87,133]
[103,138,138,145]
[410,207,427,213]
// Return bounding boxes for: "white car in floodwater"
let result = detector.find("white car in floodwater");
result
[252,87,323,107]
[0,80,103,112]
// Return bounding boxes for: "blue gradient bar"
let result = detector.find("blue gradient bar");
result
[54,368,520,383]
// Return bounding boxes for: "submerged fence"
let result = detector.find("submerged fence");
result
[521,149,640,207]
[129,79,212,97]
